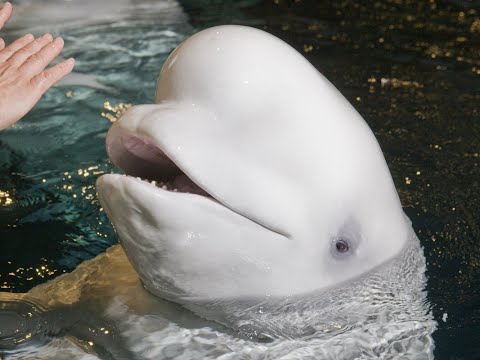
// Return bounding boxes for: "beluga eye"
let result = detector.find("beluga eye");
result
[331,237,354,258]
[335,239,349,253]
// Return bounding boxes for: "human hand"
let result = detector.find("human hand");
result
[0,2,75,130]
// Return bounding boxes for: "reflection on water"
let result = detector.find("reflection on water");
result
[0,296,48,350]
[0,0,478,358]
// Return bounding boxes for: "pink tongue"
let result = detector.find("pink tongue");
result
[120,135,179,175]
[121,135,169,166]
[109,134,211,197]
[173,174,210,197]
[107,134,180,180]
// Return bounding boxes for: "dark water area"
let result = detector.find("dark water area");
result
[0,0,479,358]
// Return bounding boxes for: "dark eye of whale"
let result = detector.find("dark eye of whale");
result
[331,236,354,258]
[335,239,350,253]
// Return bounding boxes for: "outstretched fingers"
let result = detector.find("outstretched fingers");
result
[31,57,75,95]
[20,36,65,76]
[0,2,12,31]
[0,33,34,63]
[0,2,12,54]
[7,33,54,68]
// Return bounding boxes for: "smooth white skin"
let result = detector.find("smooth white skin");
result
[97,25,411,300]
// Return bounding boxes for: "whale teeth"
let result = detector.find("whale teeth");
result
[126,175,188,195]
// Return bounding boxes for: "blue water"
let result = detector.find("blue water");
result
[0,0,479,358]
[0,0,190,289]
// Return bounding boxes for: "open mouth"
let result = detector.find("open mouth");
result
[100,109,290,241]
[107,133,211,198]
[97,117,293,300]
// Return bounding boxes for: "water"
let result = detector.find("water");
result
[0,0,478,358]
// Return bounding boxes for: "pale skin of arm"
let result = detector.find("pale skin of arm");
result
[0,2,75,130]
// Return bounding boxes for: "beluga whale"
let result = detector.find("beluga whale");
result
[0,25,436,359]
[97,25,411,299]
[94,25,436,353]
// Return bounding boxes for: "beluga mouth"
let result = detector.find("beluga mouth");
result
[107,132,211,198]
[96,25,413,305]
[96,102,294,300]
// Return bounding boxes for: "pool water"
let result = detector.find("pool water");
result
[0,0,479,359]
[0,0,190,289]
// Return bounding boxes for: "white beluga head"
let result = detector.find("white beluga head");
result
[96,25,412,302]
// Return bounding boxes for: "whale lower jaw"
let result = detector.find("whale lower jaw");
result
[101,120,286,237]
[96,173,294,299]
[95,125,296,298]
